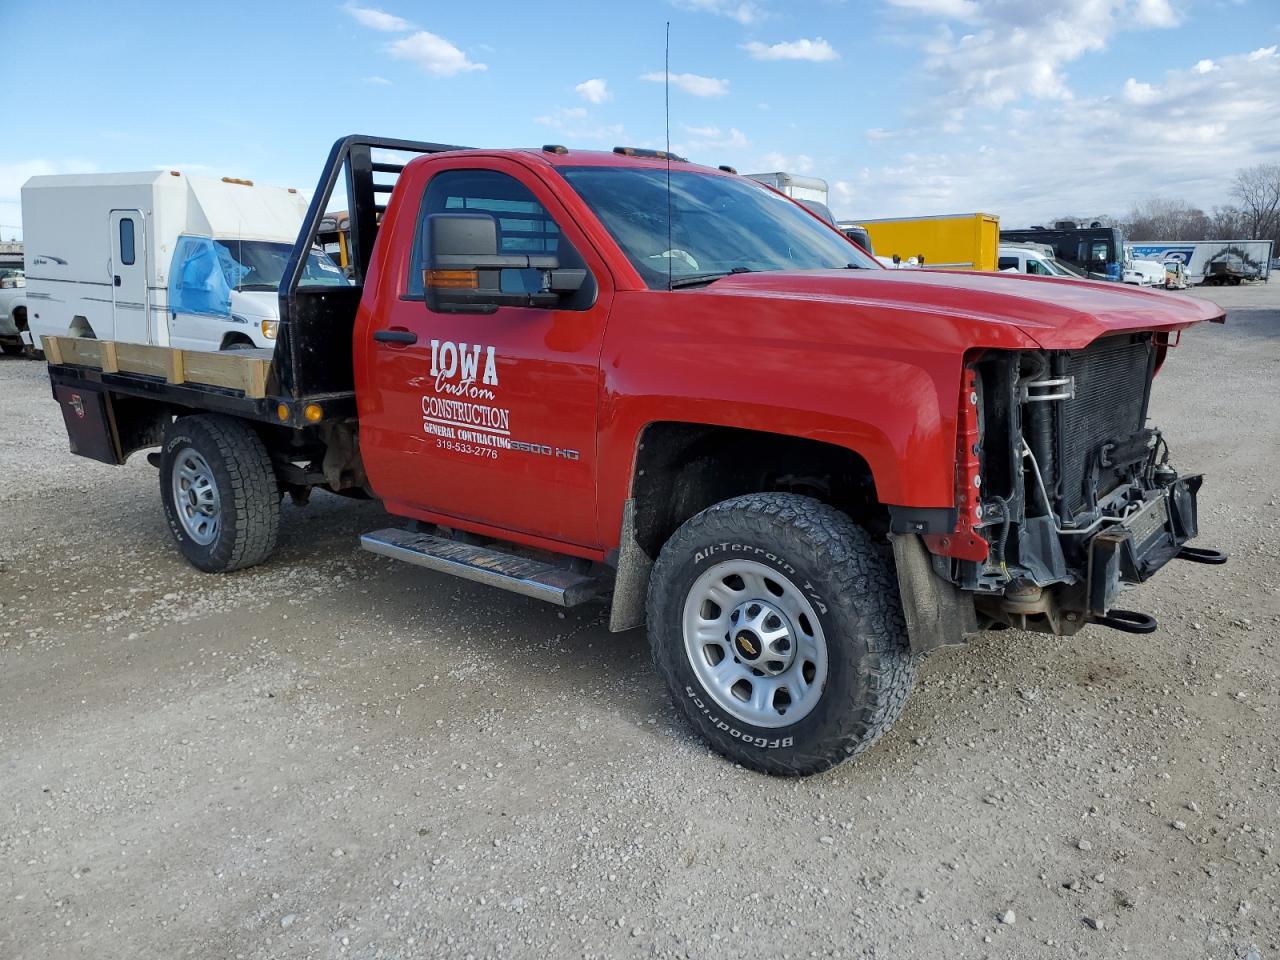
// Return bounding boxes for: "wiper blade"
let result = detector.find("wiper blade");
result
[668,266,754,289]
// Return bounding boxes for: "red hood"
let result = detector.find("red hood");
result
[704,269,1225,349]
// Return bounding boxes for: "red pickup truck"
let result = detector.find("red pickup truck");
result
[45,136,1226,775]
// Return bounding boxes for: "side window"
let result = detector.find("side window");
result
[119,218,136,266]
[409,169,594,309]
[1027,260,1049,275]
[997,256,1019,271]
[1090,241,1109,262]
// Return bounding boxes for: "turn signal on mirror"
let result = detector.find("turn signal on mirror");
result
[424,269,478,289]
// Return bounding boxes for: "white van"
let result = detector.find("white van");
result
[21,171,347,352]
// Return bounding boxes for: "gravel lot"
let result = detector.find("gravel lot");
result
[1,283,1277,960]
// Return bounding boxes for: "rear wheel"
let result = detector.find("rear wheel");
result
[159,415,280,572]
[1,342,22,356]
[647,493,917,776]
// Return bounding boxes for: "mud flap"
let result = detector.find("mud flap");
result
[892,533,978,653]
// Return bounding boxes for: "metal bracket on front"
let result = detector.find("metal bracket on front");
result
[1018,376,1075,403]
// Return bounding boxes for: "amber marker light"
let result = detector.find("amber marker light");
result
[304,403,323,422]
[425,269,479,289]
[276,404,290,422]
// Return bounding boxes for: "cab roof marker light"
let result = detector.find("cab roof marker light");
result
[221,176,254,186]
[542,144,569,155]
[718,165,737,174]
[612,146,688,162]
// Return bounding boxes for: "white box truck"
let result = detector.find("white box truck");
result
[1126,240,1274,286]
[21,171,348,353]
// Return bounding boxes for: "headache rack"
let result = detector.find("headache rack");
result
[44,135,468,433]
[272,134,468,416]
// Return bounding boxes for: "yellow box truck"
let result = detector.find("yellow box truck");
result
[839,213,1000,271]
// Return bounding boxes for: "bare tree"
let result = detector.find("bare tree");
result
[1232,163,1280,241]
[1209,205,1248,239]
[1124,198,1211,241]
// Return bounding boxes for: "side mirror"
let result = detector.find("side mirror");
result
[424,213,584,313]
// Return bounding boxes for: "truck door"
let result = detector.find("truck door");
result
[109,209,149,342]
[359,162,613,549]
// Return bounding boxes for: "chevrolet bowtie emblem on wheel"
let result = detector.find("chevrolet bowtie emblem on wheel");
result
[734,631,759,658]
[69,394,84,419]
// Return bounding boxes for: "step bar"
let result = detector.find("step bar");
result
[360,528,602,607]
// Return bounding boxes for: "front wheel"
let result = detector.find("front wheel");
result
[646,493,917,776]
[159,415,280,572]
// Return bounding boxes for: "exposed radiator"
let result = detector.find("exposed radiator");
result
[1059,335,1155,514]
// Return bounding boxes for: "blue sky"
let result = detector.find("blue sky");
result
[3,0,1278,240]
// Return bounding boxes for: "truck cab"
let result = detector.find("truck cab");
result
[41,136,1228,777]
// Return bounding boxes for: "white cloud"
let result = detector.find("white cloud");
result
[669,0,764,25]
[677,126,750,156]
[1122,77,1159,104]
[886,0,979,19]
[832,180,857,208]
[535,108,624,144]
[363,75,392,85]
[742,38,838,62]
[640,71,729,96]
[1132,0,1180,27]
[757,152,814,174]
[389,31,486,77]
[536,107,588,124]
[575,78,610,104]
[834,46,1280,223]
[1248,45,1277,61]
[1193,59,1217,74]
[343,3,411,32]
[894,1,1184,114]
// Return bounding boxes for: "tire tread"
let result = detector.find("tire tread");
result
[647,493,917,776]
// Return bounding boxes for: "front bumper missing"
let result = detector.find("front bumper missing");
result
[1086,474,1222,619]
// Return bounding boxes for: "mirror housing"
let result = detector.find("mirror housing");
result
[424,212,580,313]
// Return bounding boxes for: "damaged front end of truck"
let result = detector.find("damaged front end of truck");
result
[910,328,1227,644]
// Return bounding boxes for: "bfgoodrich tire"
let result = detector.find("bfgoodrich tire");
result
[159,415,280,572]
[647,493,917,776]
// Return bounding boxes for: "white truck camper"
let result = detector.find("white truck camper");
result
[21,171,347,353]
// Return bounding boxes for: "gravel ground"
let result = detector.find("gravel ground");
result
[1,283,1277,960]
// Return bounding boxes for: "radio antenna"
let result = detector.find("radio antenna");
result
[665,20,673,292]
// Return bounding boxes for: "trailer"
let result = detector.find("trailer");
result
[1126,240,1273,285]
[839,213,1000,271]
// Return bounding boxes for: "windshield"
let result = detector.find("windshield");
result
[212,239,348,290]
[559,166,879,288]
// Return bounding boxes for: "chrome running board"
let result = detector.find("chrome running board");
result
[360,528,602,607]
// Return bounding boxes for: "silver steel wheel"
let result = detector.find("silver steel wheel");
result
[171,447,221,546]
[682,559,829,728]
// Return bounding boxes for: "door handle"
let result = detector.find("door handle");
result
[373,329,417,345]
[114,275,121,287]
